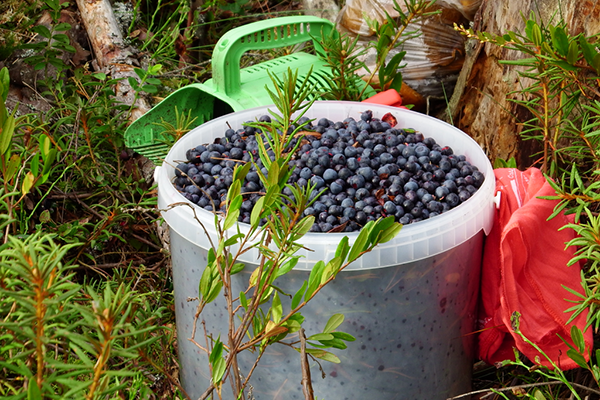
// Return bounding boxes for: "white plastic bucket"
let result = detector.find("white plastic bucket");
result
[157,101,495,399]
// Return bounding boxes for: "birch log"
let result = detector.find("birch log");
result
[443,0,600,168]
[76,0,151,122]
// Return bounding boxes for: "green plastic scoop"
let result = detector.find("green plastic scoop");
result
[125,16,374,164]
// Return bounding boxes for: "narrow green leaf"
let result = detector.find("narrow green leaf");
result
[377,221,403,244]
[233,162,252,182]
[250,196,265,226]
[212,357,226,384]
[224,233,245,247]
[291,281,307,309]
[567,348,589,369]
[579,35,597,66]
[305,349,340,363]
[347,222,372,262]
[240,291,248,310]
[551,26,569,56]
[291,216,315,240]
[205,280,223,303]
[0,113,15,155]
[592,53,600,74]
[209,338,223,364]
[27,379,42,400]
[267,161,280,188]
[334,236,350,262]
[227,181,242,205]
[305,260,325,300]
[142,84,157,93]
[223,209,240,231]
[331,331,356,341]
[567,40,580,65]
[272,291,282,323]
[533,389,547,400]
[323,314,344,333]
[276,257,299,278]
[5,153,20,181]
[571,325,586,353]
[308,333,334,341]
[199,265,212,298]
[21,171,35,195]
[230,262,245,275]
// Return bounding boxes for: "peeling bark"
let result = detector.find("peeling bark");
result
[75,0,151,122]
[443,0,600,168]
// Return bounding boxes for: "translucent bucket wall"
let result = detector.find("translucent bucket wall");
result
[157,102,495,399]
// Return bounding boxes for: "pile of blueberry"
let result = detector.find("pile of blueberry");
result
[173,110,485,233]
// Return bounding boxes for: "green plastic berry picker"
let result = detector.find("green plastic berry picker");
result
[125,16,376,164]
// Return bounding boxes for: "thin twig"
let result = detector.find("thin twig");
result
[299,329,314,400]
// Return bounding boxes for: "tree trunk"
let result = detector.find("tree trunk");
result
[443,0,600,168]
[75,0,151,122]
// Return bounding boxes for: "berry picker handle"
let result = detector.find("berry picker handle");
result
[211,16,334,96]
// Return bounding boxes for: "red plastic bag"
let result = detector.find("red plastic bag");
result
[478,168,593,369]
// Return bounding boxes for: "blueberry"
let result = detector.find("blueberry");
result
[383,201,397,215]
[311,175,325,190]
[348,174,366,189]
[355,188,370,200]
[435,186,450,199]
[445,192,460,207]
[341,198,354,208]
[404,181,419,192]
[330,181,344,194]
[458,190,471,202]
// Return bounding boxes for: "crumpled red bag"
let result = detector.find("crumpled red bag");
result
[478,168,593,369]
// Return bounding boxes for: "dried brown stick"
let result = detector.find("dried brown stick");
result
[299,328,314,400]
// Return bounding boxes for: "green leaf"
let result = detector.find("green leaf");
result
[276,257,299,278]
[533,389,547,400]
[199,264,212,299]
[0,67,9,103]
[205,280,223,303]
[146,78,161,85]
[134,67,146,80]
[291,281,307,309]
[212,357,226,384]
[308,333,334,341]
[240,291,248,310]
[579,35,597,66]
[250,196,265,226]
[42,148,57,176]
[127,77,139,90]
[54,22,71,31]
[230,262,245,275]
[33,25,52,39]
[571,325,586,353]
[21,171,35,196]
[92,72,107,81]
[209,338,223,364]
[567,348,589,369]
[331,331,356,341]
[592,53,600,74]
[267,161,280,188]
[141,84,158,93]
[291,216,315,241]
[323,314,344,333]
[550,26,569,56]
[27,379,42,400]
[305,349,340,363]
[305,260,325,300]
[347,222,372,262]
[272,292,282,323]
[567,40,580,65]
[335,236,350,262]
[223,207,240,231]
[5,154,21,181]
[233,162,252,182]
[224,233,244,247]
[0,113,15,155]
[376,221,402,244]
